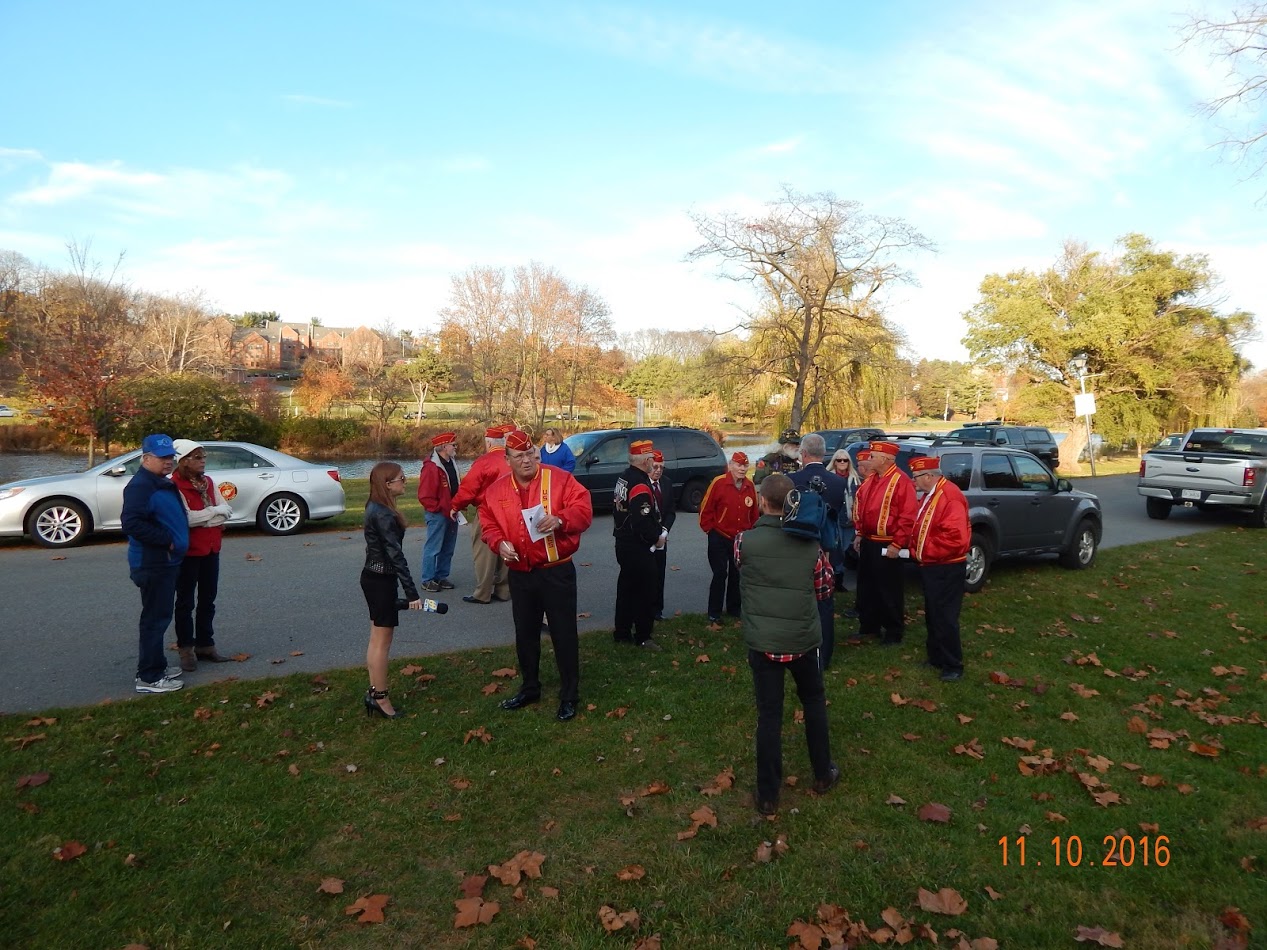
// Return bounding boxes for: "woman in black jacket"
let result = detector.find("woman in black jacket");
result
[361,462,422,718]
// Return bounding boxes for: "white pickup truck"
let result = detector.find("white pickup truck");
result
[1138,428,1267,528]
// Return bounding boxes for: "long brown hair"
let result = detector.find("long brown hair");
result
[367,461,406,527]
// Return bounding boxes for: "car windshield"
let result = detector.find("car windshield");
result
[1183,430,1267,457]
[564,432,606,456]
[946,428,991,440]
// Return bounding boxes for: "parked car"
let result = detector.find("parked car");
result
[943,424,1060,469]
[402,410,427,420]
[1138,427,1267,527]
[0,442,346,548]
[809,427,887,456]
[844,438,1101,591]
[0,405,16,418]
[563,426,727,511]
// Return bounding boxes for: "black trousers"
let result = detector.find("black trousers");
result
[817,596,835,671]
[857,538,905,642]
[654,547,667,616]
[614,540,657,644]
[706,530,741,618]
[748,649,833,807]
[920,561,966,673]
[508,561,579,702]
[175,552,220,648]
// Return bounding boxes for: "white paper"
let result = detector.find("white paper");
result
[898,548,910,559]
[521,503,548,542]
[457,511,468,526]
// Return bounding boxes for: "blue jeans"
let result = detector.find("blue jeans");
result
[131,564,179,682]
[422,510,458,583]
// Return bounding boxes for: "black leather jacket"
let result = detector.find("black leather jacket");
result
[362,501,420,602]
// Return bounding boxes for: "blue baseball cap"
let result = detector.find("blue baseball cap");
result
[141,433,177,457]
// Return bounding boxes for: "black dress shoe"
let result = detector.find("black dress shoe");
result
[654,612,664,621]
[843,608,860,619]
[500,692,540,710]
[463,595,492,605]
[556,701,578,721]
[940,670,964,682]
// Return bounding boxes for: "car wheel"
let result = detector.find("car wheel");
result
[1145,497,1172,520]
[680,478,709,513]
[964,530,994,593]
[29,499,91,548]
[1059,517,1100,569]
[257,492,307,535]
[1250,498,1267,530]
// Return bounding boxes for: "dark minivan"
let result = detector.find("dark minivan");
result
[563,426,727,511]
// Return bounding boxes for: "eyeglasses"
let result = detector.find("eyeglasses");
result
[187,453,206,460]
[388,475,407,484]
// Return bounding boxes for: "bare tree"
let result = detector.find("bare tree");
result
[1184,4,1267,177]
[440,266,513,418]
[688,187,933,429]
[132,290,217,374]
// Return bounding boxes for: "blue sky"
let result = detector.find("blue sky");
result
[3,0,1264,369]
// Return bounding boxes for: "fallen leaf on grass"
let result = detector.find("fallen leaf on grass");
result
[984,885,1004,900]
[886,794,907,806]
[754,835,789,863]
[1074,924,1124,946]
[491,668,517,678]
[1091,791,1122,807]
[52,841,87,862]
[1061,712,1080,721]
[24,717,56,727]
[480,683,500,696]
[918,886,967,915]
[464,727,493,745]
[616,864,646,881]
[918,802,952,823]
[15,772,50,790]
[460,874,488,898]
[696,654,710,663]
[700,767,734,797]
[1001,736,1036,751]
[541,886,559,898]
[288,764,300,777]
[598,905,640,932]
[954,738,985,760]
[956,713,974,725]
[6,733,46,749]
[1070,683,1100,699]
[488,850,546,886]
[451,777,472,790]
[606,706,629,719]
[676,805,718,840]
[255,691,279,708]
[1189,742,1221,758]
[316,877,344,894]
[453,896,499,928]
[400,664,424,676]
[640,780,671,797]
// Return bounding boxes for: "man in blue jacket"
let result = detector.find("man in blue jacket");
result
[122,433,190,693]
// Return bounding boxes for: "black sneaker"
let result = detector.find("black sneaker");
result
[940,670,964,682]
[420,581,442,592]
[813,762,841,794]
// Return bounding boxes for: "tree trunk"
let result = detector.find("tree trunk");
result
[1058,424,1087,473]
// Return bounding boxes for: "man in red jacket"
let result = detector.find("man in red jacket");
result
[450,426,512,604]
[909,455,970,681]
[698,451,759,623]
[851,440,917,646]
[479,430,594,721]
[418,431,460,592]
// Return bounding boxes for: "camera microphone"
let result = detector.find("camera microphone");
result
[396,598,449,614]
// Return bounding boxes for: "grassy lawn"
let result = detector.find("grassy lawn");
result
[2,529,1264,948]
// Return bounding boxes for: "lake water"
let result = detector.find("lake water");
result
[0,439,778,485]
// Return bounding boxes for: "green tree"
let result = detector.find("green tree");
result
[687,187,931,430]
[118,375,273,446]
[389,349,453,425]
[963,234,1255,469]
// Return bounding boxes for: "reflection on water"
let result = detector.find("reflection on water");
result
[1,438,779,485]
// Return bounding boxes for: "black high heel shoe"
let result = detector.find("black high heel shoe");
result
[364,688,404,719]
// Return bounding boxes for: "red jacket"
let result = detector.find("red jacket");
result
[417,453,458,513]
[911,476,970,565]
[479,465,593,571]
[450,449,510,513]
[854,463,917,548]
[171,472,225,558]
[698,474,759,539]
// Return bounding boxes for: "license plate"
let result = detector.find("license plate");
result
[1181,489,1201,500]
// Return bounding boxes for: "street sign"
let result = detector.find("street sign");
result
[1074,393,1096,417]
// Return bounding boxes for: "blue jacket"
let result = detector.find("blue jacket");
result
[122,467,190,570]
[540,440,577,473]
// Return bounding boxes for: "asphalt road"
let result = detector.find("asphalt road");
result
[0,474,1228,714]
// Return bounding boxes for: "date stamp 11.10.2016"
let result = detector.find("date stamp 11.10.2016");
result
[998,834,1170,868]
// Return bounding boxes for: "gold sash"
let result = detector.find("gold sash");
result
[539,467,560,563]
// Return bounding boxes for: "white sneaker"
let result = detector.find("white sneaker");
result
[136,675,184,694]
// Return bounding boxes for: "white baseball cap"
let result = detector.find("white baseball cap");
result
[172,439,205,462]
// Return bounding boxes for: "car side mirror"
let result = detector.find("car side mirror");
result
[994,436,1007,445]
[1056,478,1072,492]
[108,466,128,477]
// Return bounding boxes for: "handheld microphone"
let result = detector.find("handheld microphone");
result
[396,597,449,614]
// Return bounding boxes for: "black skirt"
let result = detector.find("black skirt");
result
[360,569,400,627]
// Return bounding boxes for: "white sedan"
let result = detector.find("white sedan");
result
[0,441,346,548]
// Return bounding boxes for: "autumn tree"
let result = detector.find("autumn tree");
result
[1183,4,1267,177]
[441,266,513,418]
[294,360,355,417]
[390,348,453,425]
[688,187,932,430]
[132,290,218,374]
[963,234,1255,469]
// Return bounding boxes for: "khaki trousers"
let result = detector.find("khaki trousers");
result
[468,512,510,601]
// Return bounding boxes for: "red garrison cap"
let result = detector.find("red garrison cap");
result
[485,426,504,439]
[497,423,517,434]
[857,449,872,461]
[630,439,654,456]
[505,430,533,451]
[909,455,940,474]
[731,451,749,465]
[431,432,455,447]
[651,450,664,463]
[869,440,899,455]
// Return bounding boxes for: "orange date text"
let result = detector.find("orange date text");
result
[997,834,1170,868]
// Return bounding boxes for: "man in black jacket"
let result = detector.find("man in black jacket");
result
[612,438,664,649]
[649,450,675,621]
[788,433,849,670]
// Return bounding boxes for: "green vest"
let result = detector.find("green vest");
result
[738,514,822,654]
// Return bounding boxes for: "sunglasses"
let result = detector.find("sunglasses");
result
[388,475,407,484]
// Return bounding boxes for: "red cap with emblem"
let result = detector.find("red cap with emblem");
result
[431,431,455,446]
[909,455,940,474]
[731,451,749,465]
[485,426,504,439]
[630,439,654,456]
[504,430,533,451]
[869,440,899,455]
[857,449,872,461]
[651,450,663,463]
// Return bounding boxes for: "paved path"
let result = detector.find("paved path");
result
[0,474,1223,713]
